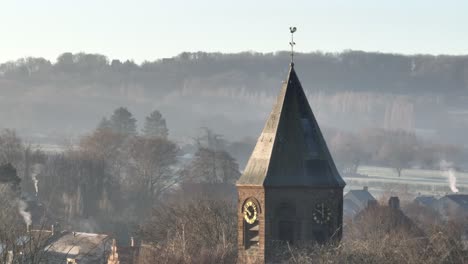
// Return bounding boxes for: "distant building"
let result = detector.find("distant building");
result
[344,186,376,218]
[432,194,468,220]
[44,231,111,264]
[354,196,425,239]
[5,226,115,264]
[413,195,437,208]
[432,194,468,249]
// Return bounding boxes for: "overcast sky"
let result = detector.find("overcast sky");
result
[0,0,467,63]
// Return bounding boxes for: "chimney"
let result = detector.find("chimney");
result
[108,239,119,264]
[388,196,400,210]
[363,186,368,191]
[53,222,61,235]
[130,237,135,247]
[51,224,54,236]
[26,224,30,233]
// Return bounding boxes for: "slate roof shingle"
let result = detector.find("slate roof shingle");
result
[237,64,345,188]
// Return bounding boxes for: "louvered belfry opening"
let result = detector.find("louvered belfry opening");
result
[244,219,259,249]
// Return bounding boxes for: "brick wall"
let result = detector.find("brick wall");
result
[237,186,265,264]
[237,186,344,263]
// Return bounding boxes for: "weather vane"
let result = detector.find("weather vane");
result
[289,26,297,65]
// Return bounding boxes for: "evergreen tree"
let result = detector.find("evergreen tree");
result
[0,163,20,188]
[142,110,168,139]
[109,107,137,135]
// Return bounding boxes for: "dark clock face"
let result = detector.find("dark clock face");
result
[313,203,331,224]
[243,200,258,224]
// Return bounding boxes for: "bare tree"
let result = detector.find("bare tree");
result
[0,184,24,263]
[79,127,128,178]
[0,129,24,170]
[378,140,416,177]
[186,147,240,184]
[330,132,369,174]
[39,152,113,229]
[195,127,226,151]
[139,198,237,264]
[127,136,179,203]
[281,204,467,264]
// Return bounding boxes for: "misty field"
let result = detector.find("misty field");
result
[345,166,468,196]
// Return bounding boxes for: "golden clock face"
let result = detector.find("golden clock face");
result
[313,203,331,224]
[243,200,258,224]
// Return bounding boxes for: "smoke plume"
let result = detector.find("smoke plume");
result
[31,163,43,196]
[446,169,459,193]
[18,199,32,226]
[440,160,459,193]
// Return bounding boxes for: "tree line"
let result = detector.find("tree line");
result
[328,127,464,176]
[2,51,468,95]
[2,51,468,149]
[0,107,241,243]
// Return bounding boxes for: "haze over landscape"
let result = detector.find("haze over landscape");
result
[2,51,468,142]
[1,1,468,263]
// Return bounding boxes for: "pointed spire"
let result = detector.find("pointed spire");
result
[237,63,345,188]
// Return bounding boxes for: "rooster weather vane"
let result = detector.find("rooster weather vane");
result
[289,26,297,65]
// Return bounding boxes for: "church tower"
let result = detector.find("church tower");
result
[236,39,346,263]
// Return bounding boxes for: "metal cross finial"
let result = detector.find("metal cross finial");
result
[289,26,297,65]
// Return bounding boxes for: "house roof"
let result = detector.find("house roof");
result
[344,189,376,205]
[44,232,110,263]
[414,196,437,207]
[445,194,468,210]
[344,198,361,216]
[354,204,426,239]
[237,64,345,188]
